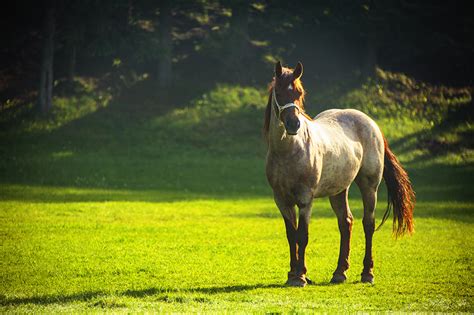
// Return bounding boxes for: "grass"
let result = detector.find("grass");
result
[1,78,473,312]
[1,190,472,312]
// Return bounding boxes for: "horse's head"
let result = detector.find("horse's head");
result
[272,61,305,135]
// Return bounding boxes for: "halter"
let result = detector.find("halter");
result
[272,87,300,120]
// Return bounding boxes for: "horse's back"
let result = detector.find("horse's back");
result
[314,108,382,142]
[313,108,341,120]
[313,108,385,186]
[315,108,375,126]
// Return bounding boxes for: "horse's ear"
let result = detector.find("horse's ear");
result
[275,61,282,78]
[293,61,303,80]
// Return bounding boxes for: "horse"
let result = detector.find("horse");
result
[264,61,415,287]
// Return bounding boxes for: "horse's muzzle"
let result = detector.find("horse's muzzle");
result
[284,118,300,135]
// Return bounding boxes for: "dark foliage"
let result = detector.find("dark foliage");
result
[0,0,473,111]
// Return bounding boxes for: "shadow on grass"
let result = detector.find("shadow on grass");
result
[0,91,269,200]
[123,283,284,297]
[0,291,103,307]
[1,164,472,223]
[1,281,344,307]
[0,184,271,204]
[1,162,472,204]
[1,85,472,223]
[1,283,295,307]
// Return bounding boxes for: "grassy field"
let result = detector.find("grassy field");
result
[1,80,473,312]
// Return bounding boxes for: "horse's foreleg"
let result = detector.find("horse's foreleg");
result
[329,189,353,283]
[283,217,297,276]
[296,205,311,273]
[274,195,300,286]
[360,187,377,283]
[284,203,312,287]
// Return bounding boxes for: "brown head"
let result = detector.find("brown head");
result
[264,61,307,138]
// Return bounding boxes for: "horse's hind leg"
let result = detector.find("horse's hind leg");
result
[329,188,353,283]
[356,176,380,284]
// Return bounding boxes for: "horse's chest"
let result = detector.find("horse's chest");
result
[266,153,317,196]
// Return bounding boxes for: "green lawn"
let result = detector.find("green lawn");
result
[1,84,473,312]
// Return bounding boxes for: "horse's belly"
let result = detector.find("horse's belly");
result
[312,155,360,198]
[313,177,356,197]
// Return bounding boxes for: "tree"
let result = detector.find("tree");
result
[37,6,55,113]
[224,0,249,81]
[63,5,85,83]
[157,0,173,87]
[228,0,249,62]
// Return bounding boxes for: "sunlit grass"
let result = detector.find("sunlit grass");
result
[1,186,472,312]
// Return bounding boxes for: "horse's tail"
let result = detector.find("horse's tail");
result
[376,136,415,237]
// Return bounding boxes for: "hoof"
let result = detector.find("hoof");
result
[286,272,307,287]
[286,277,307,287]
[305,276,313,285]
[361,274,374,284]
[330,273,347,284]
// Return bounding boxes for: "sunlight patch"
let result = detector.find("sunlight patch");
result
[51,151,74,159]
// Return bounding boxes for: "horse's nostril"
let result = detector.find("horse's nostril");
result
[285,118,300,135]
[290,119,300,130]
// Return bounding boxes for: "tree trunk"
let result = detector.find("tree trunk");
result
[38,7,55,113]
[227,0,249,80]
[128,0,134,25]
[363,31,377,78]
[362,0,377,78]
[157,0,172,88]
[68,43,76,83]
[229,0,249,51]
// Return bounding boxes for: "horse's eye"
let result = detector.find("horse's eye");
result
[288,84,293,90]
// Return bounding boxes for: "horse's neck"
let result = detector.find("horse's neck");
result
[268,107,311,154]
